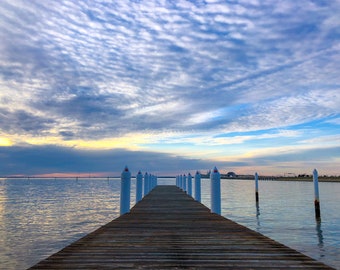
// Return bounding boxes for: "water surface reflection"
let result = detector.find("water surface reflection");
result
[1,178,339,269]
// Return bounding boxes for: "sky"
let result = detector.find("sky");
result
[0,0,339,177]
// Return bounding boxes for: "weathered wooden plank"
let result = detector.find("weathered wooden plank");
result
[29,185,334,269]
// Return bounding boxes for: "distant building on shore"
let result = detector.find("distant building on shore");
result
[226,172,237,178]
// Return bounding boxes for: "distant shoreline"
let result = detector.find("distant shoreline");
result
[272,176,340,182]
[222,177,340,182]
[208,175,340,182]
[1,176,340,182]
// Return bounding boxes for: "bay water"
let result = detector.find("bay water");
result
[0,178,339,269]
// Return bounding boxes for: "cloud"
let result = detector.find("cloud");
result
[0,145,224,176]
[241,146,340,169]
[0,0,339,175]
[226,89,340,132]
[0,108,56,135]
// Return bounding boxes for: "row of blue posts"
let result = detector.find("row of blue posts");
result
[121,166,321,219]
[254,168,321,219]
[176,166,221,214]
[176,167,322,219]
[120,166,157,215]
[176,172,201,202]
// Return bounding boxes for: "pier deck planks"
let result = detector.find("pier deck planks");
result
[29,185,334,269]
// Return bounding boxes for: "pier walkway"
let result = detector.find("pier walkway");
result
[29,185,334,269]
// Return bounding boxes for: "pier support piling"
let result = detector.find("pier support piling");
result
[120,166,131,215]
[194,171,201,202]
[211,167,221,215]
[187,173,192,196]
[313,169,321,219]
[136,170,143,203]
[183,174,187,193]
[255,172,259,203]
[144,172,149,196]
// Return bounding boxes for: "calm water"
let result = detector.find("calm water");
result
[0,178,339,269]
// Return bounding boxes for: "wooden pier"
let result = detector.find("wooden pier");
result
[29,185,334,269]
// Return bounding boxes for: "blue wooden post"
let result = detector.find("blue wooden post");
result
[150,174,156,190]
[211,167,221,215]
[149,174,152,191]
[313,169,321,219]
[120,166,131,215]
[149,174,154,191]
[179,175,183,190]
[194,171,201,202]
[149,174,152,192]
[147,173,151,194]
[144,172,149,196]
[183,174,187,193]
[255,172,259,202]
[136,170,143,203]
[187,173,192,196]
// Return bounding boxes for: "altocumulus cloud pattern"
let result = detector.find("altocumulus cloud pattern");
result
[0,0,339,176]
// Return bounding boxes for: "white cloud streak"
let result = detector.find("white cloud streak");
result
[0,0,339,174]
